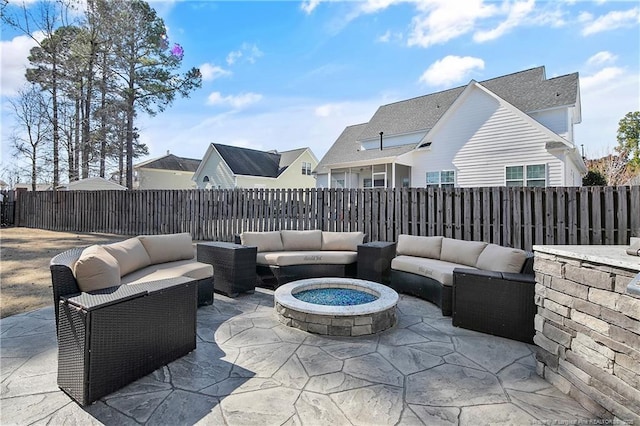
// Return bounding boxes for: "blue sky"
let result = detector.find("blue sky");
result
[1,0,639,179]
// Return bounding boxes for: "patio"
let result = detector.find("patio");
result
[1,288,596,425]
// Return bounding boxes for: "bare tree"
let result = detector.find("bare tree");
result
[9,85,52,190]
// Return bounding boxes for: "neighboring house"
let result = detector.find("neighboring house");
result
[316,66,587,189]
[58,177,127,191]
[13,183,53,191]
[193,144,318,189]
[134,152,201,190]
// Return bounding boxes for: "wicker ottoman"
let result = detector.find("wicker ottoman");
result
[197,242,257,297]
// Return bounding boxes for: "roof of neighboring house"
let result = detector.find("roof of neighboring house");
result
[135,154,201,172]
[60,177,127,191]
[14,183,53,191]
[358,66,578,141]
[210,144,315,178]
[214,144,282,178]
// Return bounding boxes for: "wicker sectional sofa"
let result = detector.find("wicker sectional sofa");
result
[237,230,365,287]
[390,234,535,342]
[50,233,214,405]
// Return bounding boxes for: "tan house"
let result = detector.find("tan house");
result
[193,144,318,189]
[134,153,201,190]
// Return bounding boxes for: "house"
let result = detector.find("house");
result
[193,144,318,189]
[59,177,127,191]
[133,152,201,190]
[13,183,53,191]
[315,66,587,189]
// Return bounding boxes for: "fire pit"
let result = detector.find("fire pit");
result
[274,278,398,336]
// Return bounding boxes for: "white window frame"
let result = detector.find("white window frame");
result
[426,170,455,188]
[302,162,312,175]
[505,164,547,187]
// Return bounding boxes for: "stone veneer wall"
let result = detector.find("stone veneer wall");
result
[533,251,640,423]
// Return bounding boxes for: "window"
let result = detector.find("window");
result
[426,171,455,188]
[402,177,410,188]
[302,162,312,175]
[505,164,546,187]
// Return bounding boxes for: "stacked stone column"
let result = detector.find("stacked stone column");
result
[533,251,640,423]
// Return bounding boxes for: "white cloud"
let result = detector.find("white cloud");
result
[473,0,535,42]
[576,69,640,157]
[226,42,263,66]
[206,92,263,109]
[0,33,43,97]
[419,55,485,87]
[301,0,322,14]
[199,63,231,81]
[586,51,618,67]
[580,67,625,91]
[581,7,640,36]
[376,29,403,43]
[407,0,498,48]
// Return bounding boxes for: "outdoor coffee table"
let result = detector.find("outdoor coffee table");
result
[197,242,257,297]
[357,241,396,284]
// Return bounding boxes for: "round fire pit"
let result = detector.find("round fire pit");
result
[274,278,398,336]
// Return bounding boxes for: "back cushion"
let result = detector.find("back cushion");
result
[440,238,488,267]
[240,231,284,252]
[321,232,365,251]
[476,244,527,273]
[103,237,151,276]
[74,245,121,292]
[138,233,194,265]
[396,235,443,259]
[281,230,322,251]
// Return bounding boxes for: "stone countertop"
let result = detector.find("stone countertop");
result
[533,245,640,272]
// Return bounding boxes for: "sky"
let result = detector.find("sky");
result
[1,0,639,181]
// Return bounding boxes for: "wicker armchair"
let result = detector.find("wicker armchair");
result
[51,249,198,405]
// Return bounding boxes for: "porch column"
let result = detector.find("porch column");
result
[327,170,331,189]
[392,162,396,188]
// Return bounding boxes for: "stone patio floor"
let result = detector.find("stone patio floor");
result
[1,288,598,425]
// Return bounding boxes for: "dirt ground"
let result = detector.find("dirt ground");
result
[0,227,127,318]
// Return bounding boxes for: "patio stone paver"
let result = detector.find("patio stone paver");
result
[0,289,600,425]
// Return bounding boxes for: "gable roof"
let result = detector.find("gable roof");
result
[358,66,578,141]
[318,66,580,171]
[278,148,307,168]
[213,144,282,178]
[61,177,127,191]
[135,154,201,172]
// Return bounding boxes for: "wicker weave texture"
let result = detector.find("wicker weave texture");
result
[57,280,197,405]
[197,242,256,297]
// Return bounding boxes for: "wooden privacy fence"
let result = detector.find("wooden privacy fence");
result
[14,186,640,252]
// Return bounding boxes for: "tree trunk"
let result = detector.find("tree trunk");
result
[74,96,81,181]
[99,50,107,177]
[51,56,59,191]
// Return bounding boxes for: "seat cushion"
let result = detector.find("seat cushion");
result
[391,255,476,287]
[281,230,322,251]
[440,238,488,267]
[396,235,443,259]
[74,245,121,292]
[102,237,151,277]
[475,244,527,273]
[121,259,213,285]
[257,251,357,267]
[321,232,364,251]
[241,231,284,253]
[138,233,194,265]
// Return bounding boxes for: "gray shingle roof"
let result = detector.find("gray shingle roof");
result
[214,144,281,177]
[358,66,578,141]
[137,154,201,172]
[278,148,307,168]
[319,66,579,170]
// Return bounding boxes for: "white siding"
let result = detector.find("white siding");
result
[361,131,426,150]
[409,87,568,188]
[195,150,235,189]
[138,169,196,190]
[529,109,569,141]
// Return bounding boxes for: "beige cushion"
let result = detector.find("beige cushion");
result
[396,235,443,259]
[391,255,476,287]
[102,237,151,276]
[241,231,284,253]
[138,233,194,265]
[121,259,213,285]
[321,232,364,251]
[440,238,488,267]
[74,245,121,292]
[281,230,322,251]
[257,251,357,266]
[476,244,527,273]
